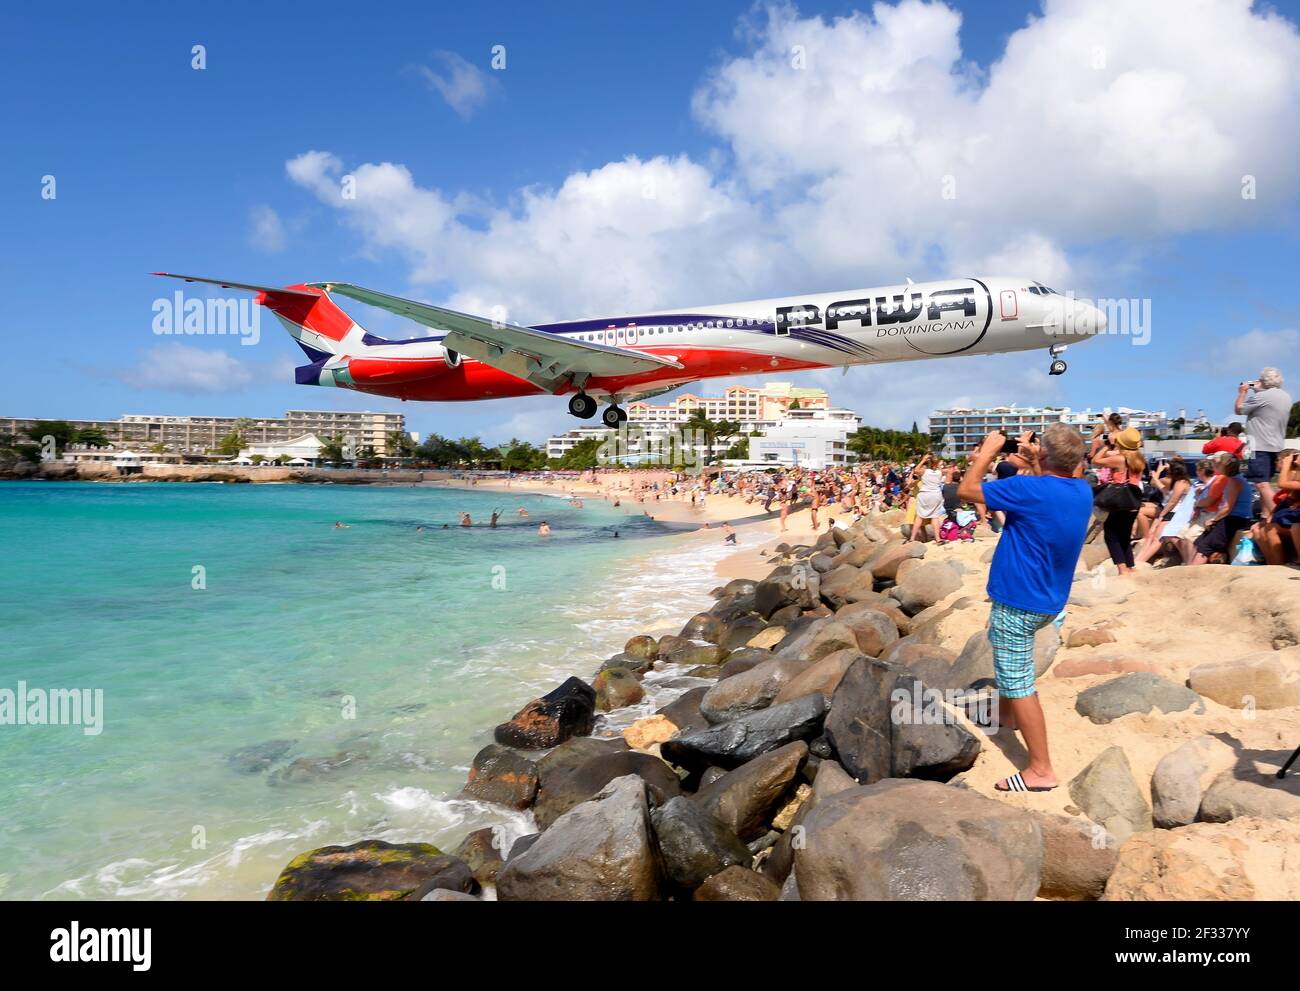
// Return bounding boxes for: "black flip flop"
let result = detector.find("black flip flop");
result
[995,772,1056,793]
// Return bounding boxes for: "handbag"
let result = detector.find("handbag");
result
[1094,482,1142,512]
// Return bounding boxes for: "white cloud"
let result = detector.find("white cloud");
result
[409,50,497,119]
[117,344,259,394]
[278,0,1300,426]
[1222,328,1299,371]
[248,205,287,253]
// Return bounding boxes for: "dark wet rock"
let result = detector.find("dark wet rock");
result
[650,795,752,891]
[461,744,539,810]
[754,574,818,618]
[795,779,1042,900]
[699,657,808,724]
[506,833,540,861]
[1068,747,1153,844]
[889,676,982,779]
[692,866,781,901]
[593,667,645,711]
[496,775,661,901]
[534,748,681,829]
[659,640,728,667]
[720,615,769,651]
[692,741,808,841]
[718,648,770,680]
[685,664,723,679]
[268,840,461,901]
[769,603,803,626]
[493,677,596,750]
[699,766,729,789]
[823,656,901,784]
[721,578,757,597]
[454,827,506,885]
[1075,672,1204,724]
[405,858,477,900]
[595,652,653,678]
[656,686,710,733]
[267,751,366,786]
[681,612,728,645]
[809,553,836,574]
[227,739,295,774]
[623,634,659,661]
[662,694,827,772]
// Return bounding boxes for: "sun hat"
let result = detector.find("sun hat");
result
[1115,427,1143,450]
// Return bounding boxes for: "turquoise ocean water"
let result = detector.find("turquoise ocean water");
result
[0,481,742,899]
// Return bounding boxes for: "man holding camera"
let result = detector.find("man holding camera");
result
[1235,368,1291,522]
[957,424,1093,793]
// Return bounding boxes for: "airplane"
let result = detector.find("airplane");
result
[152,273,1106,428]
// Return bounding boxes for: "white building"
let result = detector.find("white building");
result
[929,404,1193,453]
[746,418,853,469]
[237,433,325,463]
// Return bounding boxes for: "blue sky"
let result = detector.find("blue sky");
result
[3,0,1298,443]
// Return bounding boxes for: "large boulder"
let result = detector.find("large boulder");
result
[817,566,877,609]
[594,652,653,679]
[658,639,727,667]
[823,656,901,783]
[754,573,817,618]
[692,741,808,841]
[267,840,466,901]
[1150,737,1235,829]
[941,625,1060,691]
[886,642,960,686]
[623,714,678,750]
[720,615,769,651]
[454,828,506,886]
[699,657,808,724]
[891,561,962,616]
[864,542,926,581]
[1198,771,1300,823]
[795,779,1042,900]
[889,676,982,779]
[774,618,859,663]
[833,605,900,658]
[1103,817,1300,900]
[623,634,659,661]
[692,866,781,901]
[1187,650,1300,709]
[593,667,645,712]
[656,687,709,733]
[461,744,539,810]
[650,796,752,891]
[496,775,662,901]
[494,677,596,749]
[774,649,862,705]
[533,747,681,829]
[1068,747,1153,844]
[680,612,728,645]
[1074,672,1204,724]
[1032,811,1120,900]
[761,760,857,884]
[661,694,827,773]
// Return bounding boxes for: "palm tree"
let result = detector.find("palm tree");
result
[684,411,740,465]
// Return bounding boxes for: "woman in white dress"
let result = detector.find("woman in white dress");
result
[908,453,947,543]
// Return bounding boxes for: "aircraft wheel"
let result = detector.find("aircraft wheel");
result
[569,393,598,419]
[601,405,625,428]
[1049,359,1067,376]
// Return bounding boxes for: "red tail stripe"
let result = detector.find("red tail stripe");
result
[257,284,354,342]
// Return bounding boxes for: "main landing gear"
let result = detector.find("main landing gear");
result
[601,404,628,428]
[1048,343,1068,377]
[568,393,598,419]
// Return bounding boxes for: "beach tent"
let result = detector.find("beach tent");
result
[287,457,310,466]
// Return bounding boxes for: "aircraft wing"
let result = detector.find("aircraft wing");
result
[309,282,683,394]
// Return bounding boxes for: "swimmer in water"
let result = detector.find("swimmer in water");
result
[517,507,529,517]
[490,510,500,529]
[334,521,349,529]
[723,522,736,544]
[459,512,472,527]
[538,521,551,536]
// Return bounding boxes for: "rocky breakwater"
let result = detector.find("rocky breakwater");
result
[266,511,1300,901]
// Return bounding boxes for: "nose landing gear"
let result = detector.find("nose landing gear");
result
[1048,343,1068,377]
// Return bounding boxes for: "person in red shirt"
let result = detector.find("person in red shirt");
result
[1202,422,1246,458]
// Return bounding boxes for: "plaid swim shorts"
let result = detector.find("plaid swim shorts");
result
[988,600,1056,699]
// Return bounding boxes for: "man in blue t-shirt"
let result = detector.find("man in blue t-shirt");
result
[957,423,1093,794]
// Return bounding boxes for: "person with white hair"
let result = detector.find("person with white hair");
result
[1235,367,1292,522]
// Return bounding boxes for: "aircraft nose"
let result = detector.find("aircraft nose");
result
[1071,299,1106,337]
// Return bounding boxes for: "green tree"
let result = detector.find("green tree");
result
[74,426,111,448]
[319,435,347,463]
[684,410,740,465]
[387,430,418,458]
[501,438,548,471]
[1289,401,1300,439]
[24,420,76,454]
[554,436,603,470]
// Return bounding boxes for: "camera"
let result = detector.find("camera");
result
[1000,431,1036,455]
